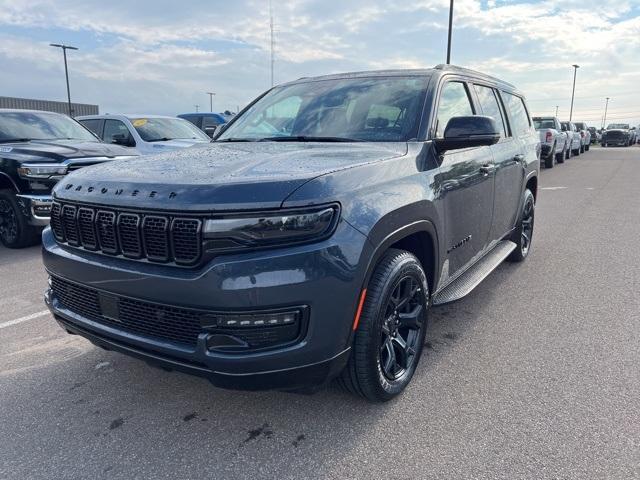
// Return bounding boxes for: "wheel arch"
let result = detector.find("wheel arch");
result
[0,172,20,193]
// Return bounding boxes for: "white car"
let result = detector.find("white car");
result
[76,114,211,155]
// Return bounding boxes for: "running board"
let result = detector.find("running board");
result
[432,240,517,306]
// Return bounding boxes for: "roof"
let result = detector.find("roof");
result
[0,108,67,115]
[76,113,178,120]
[286,63,518,92]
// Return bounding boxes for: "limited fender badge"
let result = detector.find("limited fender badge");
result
[0,146,13,153]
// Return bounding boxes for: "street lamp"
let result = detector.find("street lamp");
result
[602,97,610,129]
[446,0,454,64]
[49,43,78,117]
[194,104,200,112]
[569,64,579,121]
[555,105,559,117]
[206,92,216,113]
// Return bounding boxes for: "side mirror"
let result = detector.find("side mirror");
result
[112,133,134,147]
[435,116,500,152]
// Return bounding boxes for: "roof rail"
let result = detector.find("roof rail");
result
[434,64,516,89]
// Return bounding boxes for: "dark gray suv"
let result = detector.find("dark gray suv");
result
[43,65,539,402]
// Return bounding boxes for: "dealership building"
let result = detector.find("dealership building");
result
[0,96,98,117]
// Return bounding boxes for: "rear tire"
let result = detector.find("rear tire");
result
[555,146,565,163]
[544,143,555,168]
[338,249,429,402]
[507,189,535,263]
[0,190,41,249]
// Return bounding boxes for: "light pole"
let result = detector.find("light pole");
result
[569,64,579,121]
[269,0,275,86]
[602,97,610,129]
[555,105,559,117]
[206,92,216,112]
[446,0,454,64]
[50,43,78,117]
[194,104,200,113]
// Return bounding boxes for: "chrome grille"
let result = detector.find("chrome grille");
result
[51,201,202,265]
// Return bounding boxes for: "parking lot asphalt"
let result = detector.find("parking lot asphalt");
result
[1,145,639,480]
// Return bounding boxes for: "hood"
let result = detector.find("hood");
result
[0,139,134,164]
[53,142,408,211]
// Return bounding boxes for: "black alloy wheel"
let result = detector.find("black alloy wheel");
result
[0,198,18,245]
[507,189,535,263]
[379,275,424,381]
[338,249,429,402]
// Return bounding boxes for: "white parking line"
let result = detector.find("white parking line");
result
[0,310,50,330]
[541,187,568,190]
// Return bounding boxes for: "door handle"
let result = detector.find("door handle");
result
[479,164,495,175]
[514,154,525,164]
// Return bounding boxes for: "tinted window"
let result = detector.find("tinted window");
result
[436,82,474,138]
[129,117,210,142]
[533,119,555,129]
[217,76,430,142]
[0,111,98,142]
[473,84,507,139]
[79,119,102,137]
[502,92,531,137]
[103,119,133,144]
[202,116,223,128]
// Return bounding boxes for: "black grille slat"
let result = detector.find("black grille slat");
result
[118,213,142,258]
[61,205,79,246]
[172,219,202,265]
[142,216,170,262]
[51,201,202,266]
[96,210,118,254]
[50,202,64,241]
[78,208,97,250]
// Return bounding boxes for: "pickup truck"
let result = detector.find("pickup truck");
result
[532,116,567,168]
[0,109,136,248]
[561,121,582,156]
[43,64,539,402]
[602,123,632,147]
[573,122,591,152]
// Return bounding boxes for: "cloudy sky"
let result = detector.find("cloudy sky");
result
[1,0,639,126]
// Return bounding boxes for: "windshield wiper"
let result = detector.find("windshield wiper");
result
[257,136,362,142]
[0,138,31,144]
[216,138,259,143]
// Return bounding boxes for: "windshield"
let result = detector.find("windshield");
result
[129,117,210,142]
[533,119,555,129]
[217,76,430,142]
[607,123,629,129]
[0,111,99,142]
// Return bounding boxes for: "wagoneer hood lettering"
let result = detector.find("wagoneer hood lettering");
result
[54,142,407,211]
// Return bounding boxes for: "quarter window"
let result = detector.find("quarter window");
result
[436,82,474,138]
[473,85,507,139]
[79,119,102,137]
[502,92,531,137]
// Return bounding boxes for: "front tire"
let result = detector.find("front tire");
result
[507,189,535,263]
[556,145,565,163]
[338,249,429,402]
[0,190,41,249]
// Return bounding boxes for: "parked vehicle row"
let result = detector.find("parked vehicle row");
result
[532,117,594,168]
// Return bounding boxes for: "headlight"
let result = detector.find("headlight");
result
[17,164,68,179]
[203,204,339,252]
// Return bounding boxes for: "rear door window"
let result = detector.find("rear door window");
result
[473,84,507,139]
[436,82,474,138]
[502,92,532,138]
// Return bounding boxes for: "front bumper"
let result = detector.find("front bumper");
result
[42,220,370,390]
[16,194,52,226]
